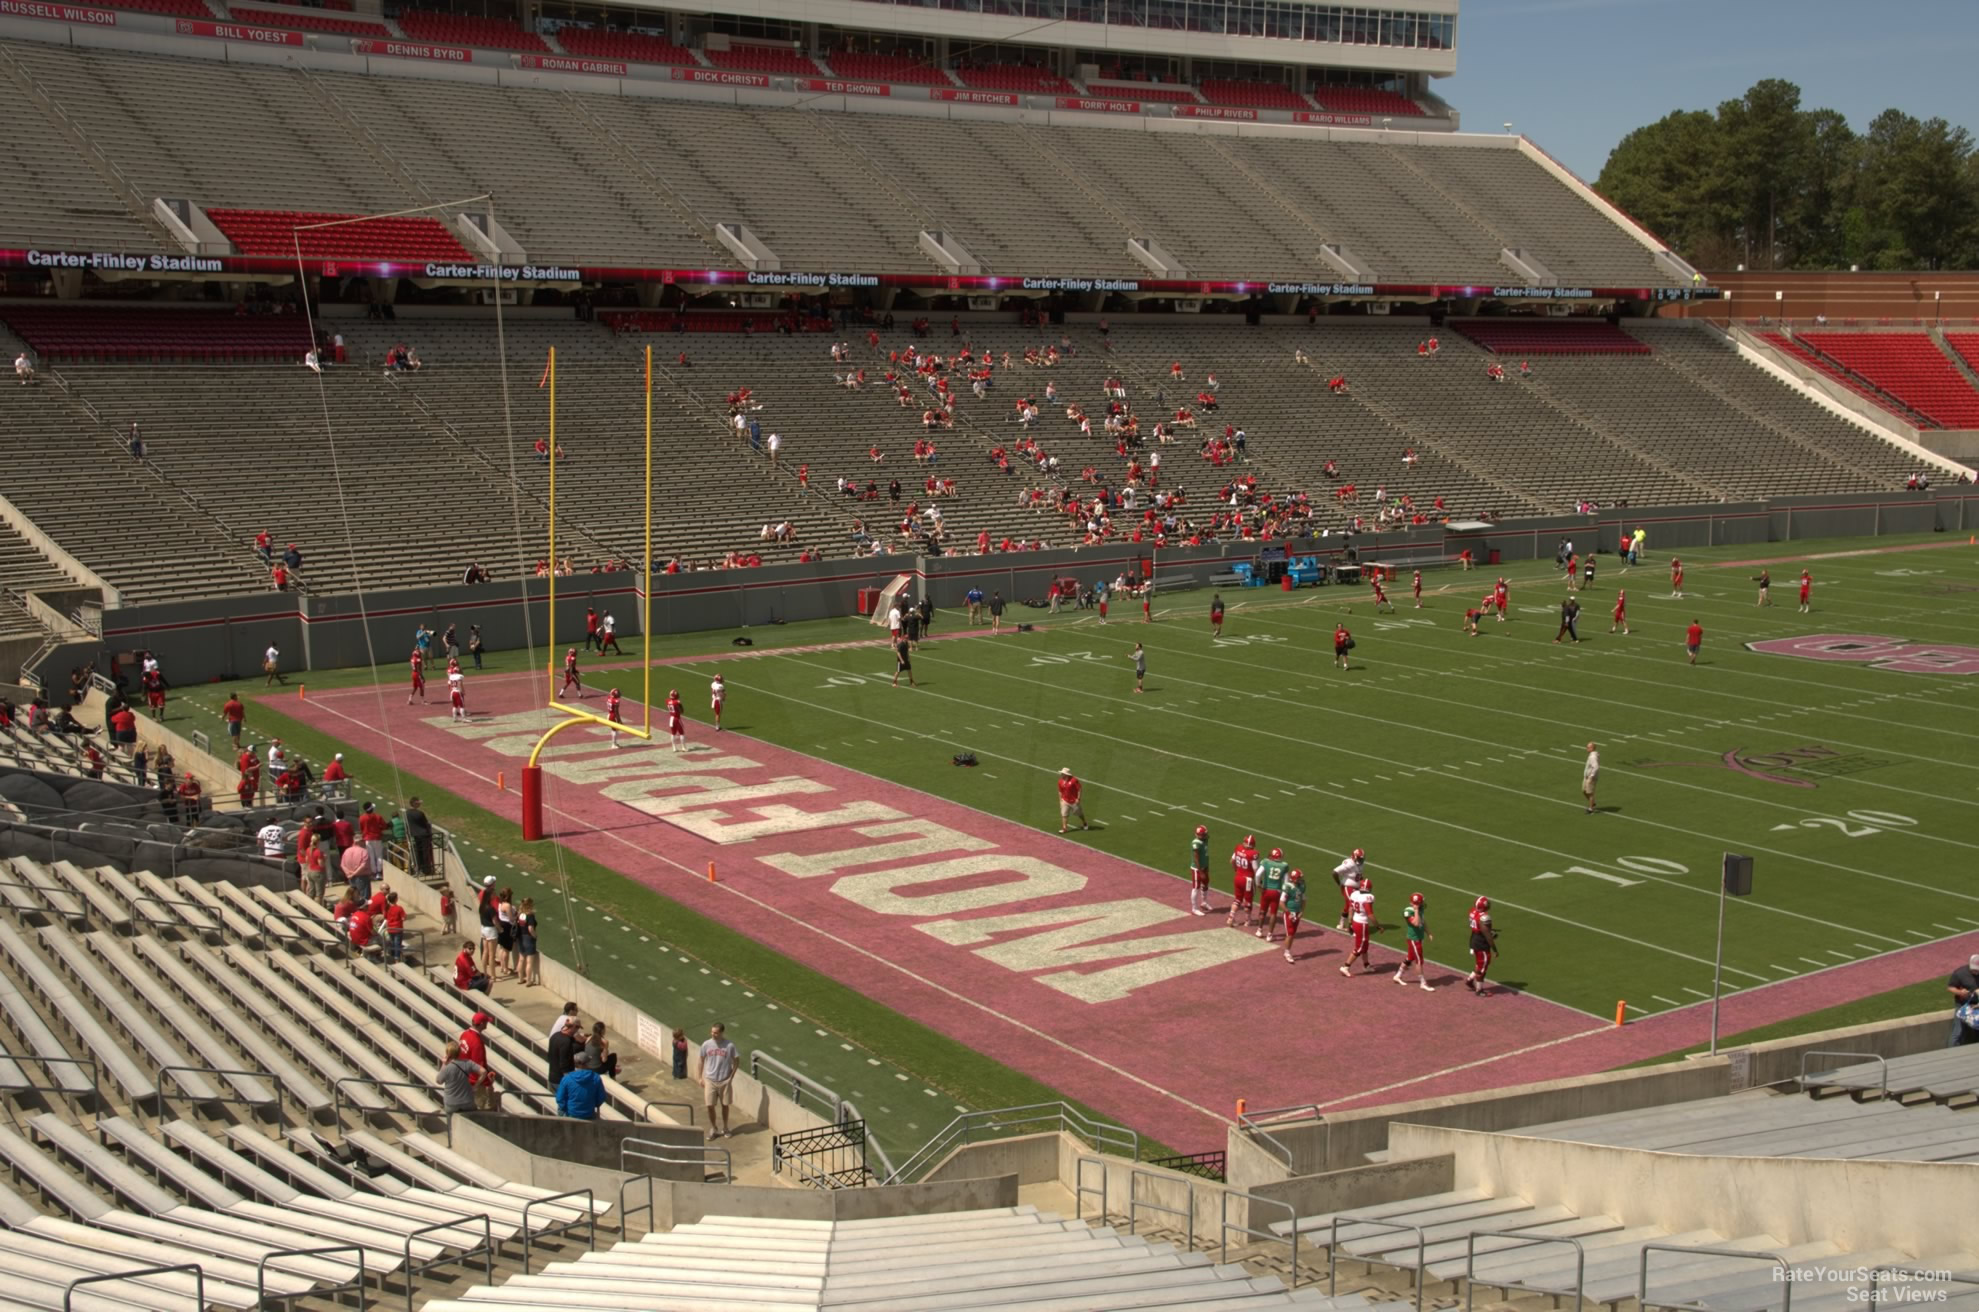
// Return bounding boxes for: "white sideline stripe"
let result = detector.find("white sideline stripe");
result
[1313,1022,1615,1111]
[303,692,1238,1136]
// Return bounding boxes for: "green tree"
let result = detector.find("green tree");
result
[1595,109,1736,263]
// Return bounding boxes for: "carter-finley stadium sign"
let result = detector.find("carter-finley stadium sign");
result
[743,270,882,288]
[421,261,581,281]
[26,249,222,273]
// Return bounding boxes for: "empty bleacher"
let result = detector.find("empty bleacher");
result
[553,27,697,65]
[705,42,823,76]
[1201,78,1314,110]
[955,61,1077,94]
[226,4,389,36]
[1309,85,1423,117]
[1455,320,1651,356]
[1084,81,1202,103]
[1797,332,1979,429]
[823,50,952,85]
[1518,1085,1979,1163]
[395,9,549,52]
[206,207,477,261]
[1,306,310,363]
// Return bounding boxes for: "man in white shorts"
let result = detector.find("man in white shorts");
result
[700,1023,738,1138]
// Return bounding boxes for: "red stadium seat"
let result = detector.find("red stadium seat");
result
[824,52,951,85]
[207,208,478,262]
[705,44,823,75]
[1082,81,1200,103]
[396,9,549,52]
[1309,85,1425,117]
[0,306,314,363]
[1798,333,1979,429]
[954,62,1076,94]
[229,6,389,36]
[555,28,697,65]
[1199,79,1314,110]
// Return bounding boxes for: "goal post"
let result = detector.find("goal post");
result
[868,574,913,625]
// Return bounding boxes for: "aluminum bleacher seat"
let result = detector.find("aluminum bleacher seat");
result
[1456,320,1651,355]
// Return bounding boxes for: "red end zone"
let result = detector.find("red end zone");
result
[272,675,1969,1144]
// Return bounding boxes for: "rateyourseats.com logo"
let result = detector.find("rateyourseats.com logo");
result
[1771,1266,1959,1303]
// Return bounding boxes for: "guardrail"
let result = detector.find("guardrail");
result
[618,1146,735,1236]
[1073,1156,1108,1224]
[9,1051,101,1112]
[519,1187,596,1274]
[399,1213,494,1312]
[1128,1166,1196,1242]
[331,1075,444,1126]
[1465,1230,1586,1312]
[1236,1102,1322,1167]
[1797,1049,1888,1099]
[158,1064,281,1122]
[1639,1244,1790,1312]
[841,1099,892,1181]
[1328,1216,1426,1311]
[884,1101,1139,1186]
[64,1261,204,1312]
[257,1243,365,1308]
[748,1049,844,1121]
[1220,1190,1299,1286]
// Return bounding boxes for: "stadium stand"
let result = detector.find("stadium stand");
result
[206,208,477,261]
[94,0,212,15]
[0,526,74,640]
[226,4,389,36]
[1201,78,1315,110]
[1515,1085,1979,1161]
[1758,330,1935,427]
[1084,81,1203,103]
[1947,332,1979,380]
[705,42,824,75]
[1454,320,1652,355]
[822,50,953,85]
[1309,85,1425,116]
[955,61,1079,94]
[1,305,311,362]
[552,27,698,65]
[394,9,550,52]
[1796,332,1979,429]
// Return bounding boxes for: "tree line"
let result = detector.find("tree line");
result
[1595,79,1978,272]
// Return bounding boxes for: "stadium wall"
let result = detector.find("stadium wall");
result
[32,489,1979,689]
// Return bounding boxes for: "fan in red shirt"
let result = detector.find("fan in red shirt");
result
[1685,619,1704,665]
[1226,834,1258,929]
[1056,767,1088,834]
[458,1014,494,1109]
[407,649,426,704]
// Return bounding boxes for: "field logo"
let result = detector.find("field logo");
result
[1746,633,1979,676]
[1633,743,1894,788]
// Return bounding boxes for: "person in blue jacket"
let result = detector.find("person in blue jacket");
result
[556,1050,606,1120]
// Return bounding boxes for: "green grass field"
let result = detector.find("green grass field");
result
[161,533,1977,1142]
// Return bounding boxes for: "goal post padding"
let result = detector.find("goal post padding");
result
[868,574,913,625]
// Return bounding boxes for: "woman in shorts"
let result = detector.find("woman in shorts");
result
[495,888,517,979]
[515,896,539,986]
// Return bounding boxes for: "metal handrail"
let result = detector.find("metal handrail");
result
[158,1064,281,1121]
[1329,1216,1426,1312]
[1219,1189,1299,1286]
[1073,1155,1108,1224]
[1127,1166,1195,1245]
[1465,1230,1585,1312]
[1797,1049,1889,1099]
[622,1092,695,1126]
[621,1140,731,1182]
[884,1101,1139,1185]
[519,1187,595,1274]
[331,1075,445,1125]
[8,1051,101,1110]
[257,1243,365,1308]
[400,1213,494,1312]
[842,1099,891,1180]
[1237,1102,1322,1166]
[1639,1244,1791,1312]
[63,1262,204,1312]
[749,1049,844,1121]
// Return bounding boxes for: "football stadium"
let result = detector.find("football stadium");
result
[0,0,1976,1304]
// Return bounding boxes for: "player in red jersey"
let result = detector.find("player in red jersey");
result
[561,648,585,699]
[1226,834,1258,929]
[1340,875,1378,975]
[1395,892,1433,991]
[1493,576,1508,622]
[1685,619,1703,665]
[1610,588,1629,635]
[1333,624,1352,671]
[1670,557,1685,598]
[710,674,726,731]
[1209,592,1225,637]
[1412,568,1423,609]
[142,668,166,718]
[1465,895,1497,995]
[407,649,426,704]
[1370,577,1394,614]
[1798,569,1812,613]
[605,687,624,748]
[1464,600,1484,636]
[665,687,686,751]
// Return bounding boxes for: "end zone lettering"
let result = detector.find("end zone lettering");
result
[0,0,116,23]
[1748,633,1979,676]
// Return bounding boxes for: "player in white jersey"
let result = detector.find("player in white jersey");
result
[1340,876,1378,975]
[710,675,726,731]
[447,668,466,721]
[1332,848,1365,931]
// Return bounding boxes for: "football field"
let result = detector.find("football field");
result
[169,533,1979,1150]
[663,536,1979,1023]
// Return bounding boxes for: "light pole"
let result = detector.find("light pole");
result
[1502,121,1513,135]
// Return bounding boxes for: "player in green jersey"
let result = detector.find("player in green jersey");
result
[1280,869,1307,964]
[1253,847,1290,943]
[1188,825,1213,916]
[1395,891,1433,991]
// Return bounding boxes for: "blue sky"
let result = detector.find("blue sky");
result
[1438,0,1979,181]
